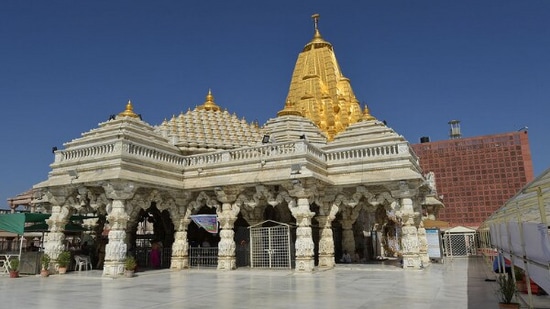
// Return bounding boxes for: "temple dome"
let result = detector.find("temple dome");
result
[327,117,407,149]
[263,114,327,145]
[155,91,263,154]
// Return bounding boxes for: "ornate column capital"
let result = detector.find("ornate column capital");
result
[214,186,242,204]
[102,181,137,200]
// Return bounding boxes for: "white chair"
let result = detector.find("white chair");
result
[0,259,7,275]
[74,255,92,271]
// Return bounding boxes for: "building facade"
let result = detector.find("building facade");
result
[412,130,534,228]
[23,15,442,276]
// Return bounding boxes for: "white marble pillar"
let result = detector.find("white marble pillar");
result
[399,197,422,269]
[317,215,336,269]
[170,217,191,270]
[217,202,239,270]
[293,197,315,272]
[44,205,70,272]
[103,199,130,276]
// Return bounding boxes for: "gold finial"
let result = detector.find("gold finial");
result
[312,13,321,38]
[312,14,320,30]
[197,89,221,112]
[303,13,329,50]
[206,88,214,102]
[277,99,303,117]
[118,100,139,118]
[362,104,376,121]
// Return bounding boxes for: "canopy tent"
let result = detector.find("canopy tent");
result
[0,213,95,235]
[23,222,89,233]
[0,213,50,259]
[0,213,50,235]
[0,213,97,259]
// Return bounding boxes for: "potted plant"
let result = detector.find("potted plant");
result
[8,258,19,278]
[57,251,71,274]
[124,256,137,277]
[513,267,525,293]
[496,274,520,309]
[40,253,51,277]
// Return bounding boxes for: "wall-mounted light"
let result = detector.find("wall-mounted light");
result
[262,135,270,144]
[260,160,266,166]
[197,168,203,175]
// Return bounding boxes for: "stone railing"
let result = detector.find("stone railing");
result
[56,142,117,162]
[55,140,186,166]
[183,141,318,167]
[324,142,409,162]
[127,143,186,165]
[54,140,412,169]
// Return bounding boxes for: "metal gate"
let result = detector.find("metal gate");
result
[443,231,477,257]
[249,221,291,269]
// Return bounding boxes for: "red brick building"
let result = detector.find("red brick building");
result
[411,129,534,228]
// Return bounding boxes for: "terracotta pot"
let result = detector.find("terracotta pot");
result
[124,270,134,278]
[498,303,520,309]
[9,271,19,278]
[40,269,49,277]
[58,267,67,274]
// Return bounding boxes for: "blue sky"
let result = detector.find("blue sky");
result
[1,1,549,208]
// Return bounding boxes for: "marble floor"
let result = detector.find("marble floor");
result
[1,257,548,309]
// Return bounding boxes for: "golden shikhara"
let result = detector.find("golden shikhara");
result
[280,14,374,140]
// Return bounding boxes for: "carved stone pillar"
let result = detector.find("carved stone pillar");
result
[217,202,239,270]
[103,199,130,276]
[291,196,315,272]
[170,213,191,270]
[398,197,422,269]
[44,204,70,270]
[317,213,336,269]
[102,182,135,277]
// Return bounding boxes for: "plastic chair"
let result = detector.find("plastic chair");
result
[74,255,92,271]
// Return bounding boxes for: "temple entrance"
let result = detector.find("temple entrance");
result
[249,220,292,269]
[235,214,250,267]
[133,202,174,270]
[187,206,219,268]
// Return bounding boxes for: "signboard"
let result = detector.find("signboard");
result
[190,215,218,234]
[426,228,443,260]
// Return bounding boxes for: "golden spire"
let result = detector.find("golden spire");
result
[118,100,139,118]
[282,14,363,141]
[362,104,376,121]
[196,89,221,112]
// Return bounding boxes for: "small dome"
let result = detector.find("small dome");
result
[117,100,140,119]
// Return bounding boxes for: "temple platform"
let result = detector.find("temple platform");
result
[1,256,549,308]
